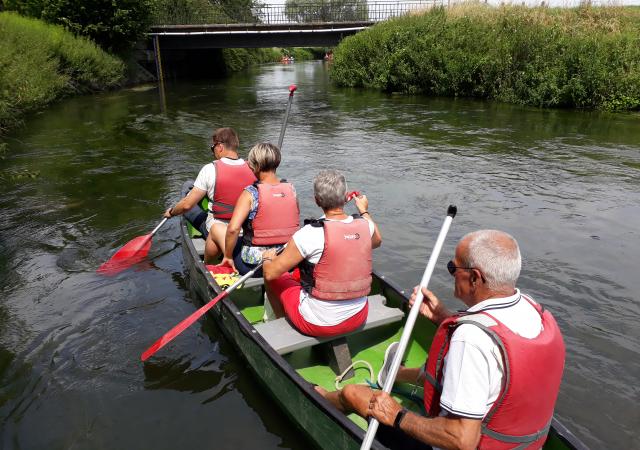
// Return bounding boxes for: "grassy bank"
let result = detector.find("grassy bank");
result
[0,12,125,134]
[331,4,640,111]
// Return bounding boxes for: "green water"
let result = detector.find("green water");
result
[1,61,639,449]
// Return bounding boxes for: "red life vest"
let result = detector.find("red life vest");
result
[423,295,565,449]
[299,217,372,301]
[211,160,256,220]
[242,181,300,246]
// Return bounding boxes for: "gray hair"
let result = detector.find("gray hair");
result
[314,169,347,210]
[248,142,281,173]
[462,230,521,290]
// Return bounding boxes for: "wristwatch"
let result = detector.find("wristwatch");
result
[394,407,409,429]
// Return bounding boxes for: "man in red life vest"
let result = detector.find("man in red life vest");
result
[316,230,565,450]
[164,127,256,263]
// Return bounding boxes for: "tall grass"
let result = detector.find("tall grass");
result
[0,12,125,134]
[331,4,640,111]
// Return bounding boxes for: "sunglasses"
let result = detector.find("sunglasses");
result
[447,260,486,283]
[211,141,222,152]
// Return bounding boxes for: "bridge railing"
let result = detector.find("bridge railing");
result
[151,1,445,26]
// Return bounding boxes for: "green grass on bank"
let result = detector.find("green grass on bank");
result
[0,12,125,134]
[331,4,640,111]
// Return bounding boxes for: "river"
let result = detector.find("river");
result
[1,61,638,449]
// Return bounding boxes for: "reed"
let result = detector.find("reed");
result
[331,3,640,111]
[0,12,125,134]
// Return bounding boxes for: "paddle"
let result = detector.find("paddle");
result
[278,84,297,149]
[141,247,284,361]
[360,205,457,450]
[97,218,168,276]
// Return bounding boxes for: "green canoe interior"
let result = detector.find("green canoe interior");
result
[186,200,571,450]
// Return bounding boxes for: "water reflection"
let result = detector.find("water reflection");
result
[0,61,639,449]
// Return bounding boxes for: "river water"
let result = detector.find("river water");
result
[1,61,638,449]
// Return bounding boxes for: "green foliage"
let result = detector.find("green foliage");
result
[3,0,152,53]
[149,0,259,24]
[282,47,316,60]
[331,5,640,111]
[285,0,368,23]
[221,48,282,72]
[0,12,124,134]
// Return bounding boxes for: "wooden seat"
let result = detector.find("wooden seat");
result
[192,238,206,256]
[254,294,404,355]
[254,294,404,379]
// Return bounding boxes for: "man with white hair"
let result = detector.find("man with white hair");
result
[316,230,565,450]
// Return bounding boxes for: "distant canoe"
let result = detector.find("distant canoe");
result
[179,180,588,450]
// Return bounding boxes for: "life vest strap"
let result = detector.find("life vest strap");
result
[481,418,552,444]
[210,200,234,214]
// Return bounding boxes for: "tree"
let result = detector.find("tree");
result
[2,0,152,54]
[284,0,368,23]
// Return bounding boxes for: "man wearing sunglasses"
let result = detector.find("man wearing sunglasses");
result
[317,229,565,450]
[164,127,256,263]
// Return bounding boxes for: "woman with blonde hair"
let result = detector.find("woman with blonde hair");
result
[220,142,299,276]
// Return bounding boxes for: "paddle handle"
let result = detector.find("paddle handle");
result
[360,205,457,450]
[278,84,297,149]
[151,217,169,236]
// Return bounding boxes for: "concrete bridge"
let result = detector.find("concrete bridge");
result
[148,1,442,78]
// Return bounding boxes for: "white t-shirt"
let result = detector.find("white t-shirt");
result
[193,158,248,228]
[292,215,375,326]
[438,289,543,419]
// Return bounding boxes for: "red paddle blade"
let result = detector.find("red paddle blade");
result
[97,234,152,276]
[141,291,228,361]
[346,191,361,202]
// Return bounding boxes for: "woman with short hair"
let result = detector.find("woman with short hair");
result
[220,142,299,276]
[262,169,382,337]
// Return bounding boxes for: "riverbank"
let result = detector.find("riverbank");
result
[0,12,125,135]
[331,4,640,111]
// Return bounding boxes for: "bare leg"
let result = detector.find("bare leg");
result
[316,384,374,418]
[264,281,285,318]
[204,223,227,263]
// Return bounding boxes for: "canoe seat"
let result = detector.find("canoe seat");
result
[192,238,205,256]
[253,294,404,377]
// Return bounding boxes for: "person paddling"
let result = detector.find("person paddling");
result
[220,143,299,276]
[164,127,256,263]
[316,230,565,450]
[261,169,382,337]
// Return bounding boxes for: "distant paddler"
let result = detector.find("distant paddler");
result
[261,169,382,337]
[219,142,300,276]
[163,127,256,263]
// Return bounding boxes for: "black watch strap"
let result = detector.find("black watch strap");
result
[394,408,409,429]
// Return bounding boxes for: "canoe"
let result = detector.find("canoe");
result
[178,180,588,450]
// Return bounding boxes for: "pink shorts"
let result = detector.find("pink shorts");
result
[267,272,368,338]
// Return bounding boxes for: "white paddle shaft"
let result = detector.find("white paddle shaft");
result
[150,217,168,236]
[360,205,457,450]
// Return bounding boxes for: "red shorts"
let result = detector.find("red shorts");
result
[267,272,368,338]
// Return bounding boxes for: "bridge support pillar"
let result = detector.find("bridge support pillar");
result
[153,35,164,83]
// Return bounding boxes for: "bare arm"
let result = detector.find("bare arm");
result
[262,239,304,281]
[222,191,252,265]
[353,194,382,249]
[164,187,207,218]
[368,391,481,450]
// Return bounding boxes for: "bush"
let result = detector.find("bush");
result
[331,4,640,111]
[3,0,152,54]
[0,12,124,133]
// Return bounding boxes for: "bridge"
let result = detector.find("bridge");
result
[148,1,443,78]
